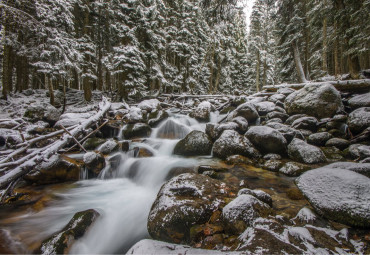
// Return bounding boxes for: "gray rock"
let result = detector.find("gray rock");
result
[98,140,119,155]
[190,101,214,122]
[174,130,212,156]
[307,132,333,146]
[245,126,287,155]
[325,162,370,178]
[237,189,273,207]
[122,123,151,139]
[296,167,370,227]
[227,102,259,123]
[285,114,308,125]
[205,122,239,141]
[232,116,249,134]
[277,87,295,96]
[325,138,350,150]
[348,92,370,109]
[213,130,261,160]
[288,138,327,164]
[291,117,318,132]
[285,83,344,119]
[83,152,106,176]
[263,153,282,160]
[265,118,284,124]
[279,162,311,176]
[265,122,304,143]
[263,159,283,172]
[348,107,370,134]
[268,93,286,103]
[254,101,276,116]
[266,111,289,122]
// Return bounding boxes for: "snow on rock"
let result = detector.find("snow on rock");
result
[127,239,241,255]
[296,167,370,227]
[254,101,276,116]
[212,130,261,160]
[173,130,212,156]
[137,99,161,112]
[97,140,119,155]
[237,188,272,207]
[222,194,272,234]
[265,122,304,143]
[268,93,286,103]
[277,87,295,96]
[285,83,343,119]
[279,162,311,177]
[323,162,370,178]
[126,107,144,123]
[205,122,239,141]
[83,152,105,176]
[232,116,249,133]
[227,102,259,123]
[245,126,287,155]
[348,92,370,109]
[24,103,61,125]
[347,107,370,134]
[190,101,214,122]
[55,112,95,128]
[147,173,228,243]
[288,138,327,164]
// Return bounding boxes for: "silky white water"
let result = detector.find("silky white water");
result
[1,113,222,254]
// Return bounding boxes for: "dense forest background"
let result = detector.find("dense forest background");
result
[1,0,369,102]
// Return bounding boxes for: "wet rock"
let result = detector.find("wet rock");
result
[213,130,261,160]
[24,155,82,185]
[263,159,283,172]
[98,140,119,155]
[285,83,343,119]
[245,126,287,155]
[332,114,347,122]
[265,118,283,124]
[285,114,308,125]
[296,167,370,227]
[263,154,282,160]
[324,162,370,178]
[148,173,228,243]
[321,146,344,161]
[122,123,151,139]
[39,209,99,255]
[205,122,239,142]
[148,110,169,127]
[266,111,289,122]
[190,101,214,122]
[134,147,154,158]
[83,152,105,176]
[197,165,228,174]
[288,138,327,164]
[222,194,273,234]
[279,162,311,177]
[348,92,370,109]
[265,122,304,143]
[100,120,121,138]
[291,117,318,132]
[173,130,212,156]
[166,166,196,180]
[254,101,275,116]
[307,132,332,146]
[119,140,130,152]
[325,138,350,150]
[155,119,190,139]
[225,155,254,166]
[231,116,249,134]
[227,102,259,123]
[237,188,273,207]
[348,107,370,134]
[326,120,346,131]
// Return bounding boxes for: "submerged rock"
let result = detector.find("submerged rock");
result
[245,126,287,155]
[147,173,228,243]
[297,167,370,227]
[288,138,327,164]
[212,130,260,160]
[39,209,99,255]
[284,83,343,119]
[173,130,212,156]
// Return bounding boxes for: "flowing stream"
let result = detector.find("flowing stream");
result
[0,111,307,254]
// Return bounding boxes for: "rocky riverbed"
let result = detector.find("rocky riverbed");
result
[0,83,369,254]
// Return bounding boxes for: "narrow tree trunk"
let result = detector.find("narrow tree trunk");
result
[83,75,92,102]
[333,23,341,76]
[322,13,328,73]
[256,51,261,92]
[215,58,222,93]
[292,41,307,83]
[263,58,267,87]
[348,55,361,79]
[2,45,11,99]
[46,74,55,106]
[16,57,23,93]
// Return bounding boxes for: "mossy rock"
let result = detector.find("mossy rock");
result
[82,138,106,150]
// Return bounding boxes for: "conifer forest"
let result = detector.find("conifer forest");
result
[0,0,369,254]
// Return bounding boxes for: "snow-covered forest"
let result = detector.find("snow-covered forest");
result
[1,0,369,102]
[0,0,370,254]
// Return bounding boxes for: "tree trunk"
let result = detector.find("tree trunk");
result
[333,23,341,76]
[256,51,261,92]
[215,58,222,93]
[46,74,55,106]
[292,41,307,83]
[2,45,12,99]
[263,58,267,87]
[16,57,23,93]
[83,75,92,102]
[348,55,361,79]
[322,13,328,73]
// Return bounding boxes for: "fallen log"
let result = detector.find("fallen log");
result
[263,79,370,93]
[0,97,111,190]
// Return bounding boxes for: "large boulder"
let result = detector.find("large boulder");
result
[24,155,82,185]
[245,126,287,155]
[285,83,343,119]
[205,122,239,141]
[324,162,370,178]
[348,92,370,109]
[122,123,151,139]
[291,117,318,132]
[147,173,228,243]
[39,209,99,254]
[83,152,106,176]
[254,102,276,116]
[288,138,327,164]
[24,104,61,125]
[296,167,370,227]
[137,99,161,112]
[212,130,260,160]
[227,102,259,123]
[222,194,272,234]
[173,130,212,156]
[155,119,190,139]
[347,107,370,134]
[190,101,214,122]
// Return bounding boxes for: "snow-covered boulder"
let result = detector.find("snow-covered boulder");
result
[122,123,151,139]
[147,173,228,243]
[212,130,260,160]
[325,138,350,150]
[24,104,61,125]
[254,101,276,116]
[55,112,95,128]
[288,138,327,164]
[227,102,259,123]
[348,144,370,160]
[231,116,249,134]
[97,140,119,155]
[24,155,82,185]
[278,87,295,96]
[83,152,105,176]
[268,93,286,103]
[222,194,272,234]
[347,107,370,134]
[173,130,212,156]
[190,101,214,122]
[307,132,332,146]
[296,167,370,227]
[137,99,161,112]
[285,83,343,119]
[324,162,370,178]
[245,126,287,155]
[348,92,370,109]
[126,107,144,123]
[39,209,99,254]
[237,188,272,207]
